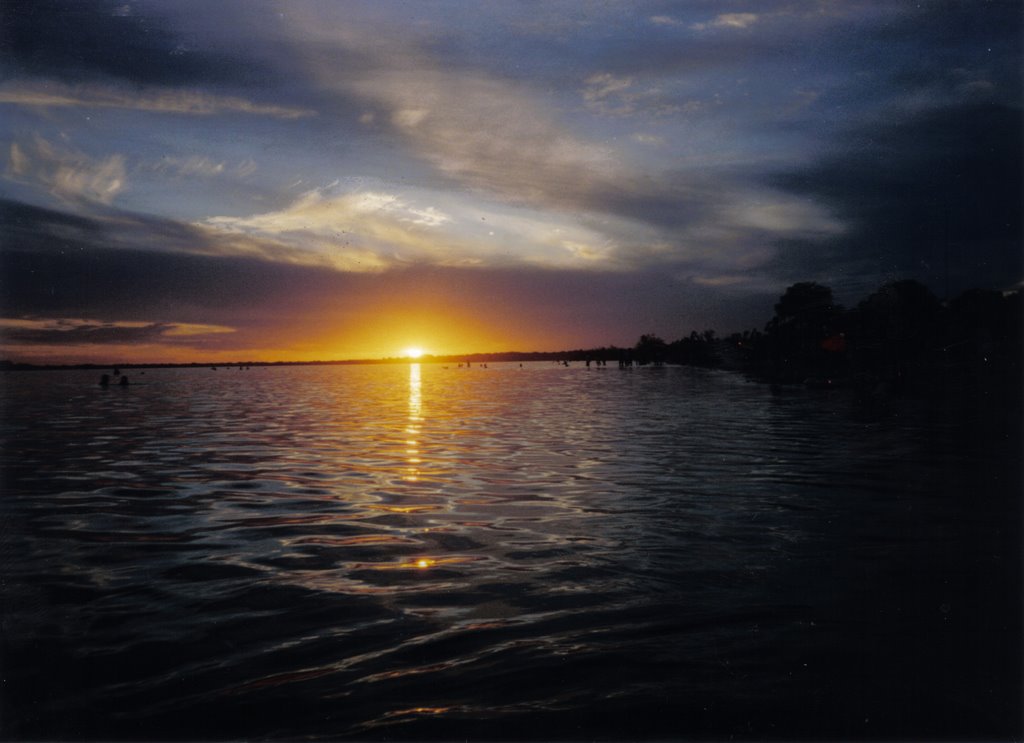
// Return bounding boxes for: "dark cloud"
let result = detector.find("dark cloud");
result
[0,0,267,87]
[770,102,1023,298]
[865,2,1022,118]
[0,199,295,326]
[874,0,1022,60]
[0,211,317,323]
[0,198,325,276]
[589,175,725,232]
[2,321,174,345]
[568,1,1020,143]
[1,198,104,242]
[2,197,211,256]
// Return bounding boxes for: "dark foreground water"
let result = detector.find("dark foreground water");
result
[1,363,1020,740]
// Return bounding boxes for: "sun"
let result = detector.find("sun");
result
[403,347,425,359]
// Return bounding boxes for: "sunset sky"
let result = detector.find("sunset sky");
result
[1,0,1020,363]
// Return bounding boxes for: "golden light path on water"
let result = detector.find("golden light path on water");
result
[406,363,430,570]
[406,362,422,484]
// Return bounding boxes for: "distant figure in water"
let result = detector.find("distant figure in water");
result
[118,375,129,387]
[99,374,110,387]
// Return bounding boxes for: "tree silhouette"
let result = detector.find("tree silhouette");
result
[634,334,668,365]
[764,282,845,381]
[773,281,836,323]
[946,288,1022,366]
[849,280,942,381]
[666,330,718,367]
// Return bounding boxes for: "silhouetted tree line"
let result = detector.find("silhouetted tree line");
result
[629,279,1022,396]
[627,330,719,367]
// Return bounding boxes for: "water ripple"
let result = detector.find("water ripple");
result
[1,363,1018,740]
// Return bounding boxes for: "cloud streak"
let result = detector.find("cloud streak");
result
[0,317,235,345]
[0,81,315,119]
[691,13,761,31]
[203,184,628,271]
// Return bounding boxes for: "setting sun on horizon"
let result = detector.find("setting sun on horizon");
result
[403,347,425,359]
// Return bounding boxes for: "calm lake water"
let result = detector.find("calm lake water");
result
[1,363,1020,740]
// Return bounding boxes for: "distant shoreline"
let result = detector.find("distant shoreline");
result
[0,350,625,372]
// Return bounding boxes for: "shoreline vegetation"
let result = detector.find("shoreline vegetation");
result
[2,279,1021,401]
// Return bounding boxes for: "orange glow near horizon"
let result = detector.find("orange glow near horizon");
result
[307,309,551,361]
[3,263,604,365]
[0,300,579,365]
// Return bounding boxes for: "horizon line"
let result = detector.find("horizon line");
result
[0,348,641,370]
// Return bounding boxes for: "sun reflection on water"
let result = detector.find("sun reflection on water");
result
[404,363,422,482]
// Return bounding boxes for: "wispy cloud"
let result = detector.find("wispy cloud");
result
[278,14,623,215]
[702,13,761,30]
[582,73,635,107]
[0,81,315,119]
[203,183,625,271]
[210,186,429,234]
[581,73,695,118]
[631,133,665,146]
[140,155,258,179]
[148,155,225,177]
[690,12,766,32]
[205,188,445,272]
[353,68,618,209]
[7,135,126,206]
